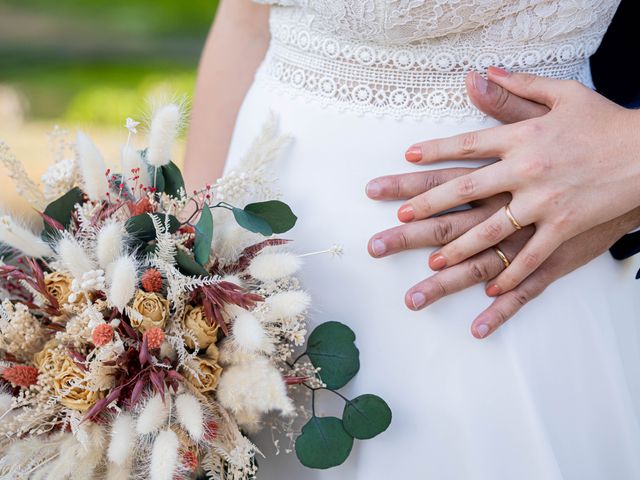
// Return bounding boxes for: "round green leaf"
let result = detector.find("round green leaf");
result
[342,394,392,440]
[175,249,209,277]
[161,161,185,198]
[306,321,360,390]
[147,164,165,193]
[295,416,354,469]
[244,200,297,234]
[194,206,213,265]
[232,207,273,236]
[42,187,84,240]
[125,214,180,243]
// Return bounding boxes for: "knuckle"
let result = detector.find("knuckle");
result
[480,221,504,243]
[522,251,540,269]
[493,307,510,326]
[456,177,477,198]
[468,261,490,282]
[422,173,442,192]
[388,177,401,198]
[511,290,530,308]
[429,278,448,299]
[493,87,510,113]
[459,132,479,155]
[398,230,411,250]
[433,218,455,245]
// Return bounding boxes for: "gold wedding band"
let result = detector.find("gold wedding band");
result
[494,247,511,269]
[504,204,523,230]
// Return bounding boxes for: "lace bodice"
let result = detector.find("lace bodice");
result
[253,0,621,118]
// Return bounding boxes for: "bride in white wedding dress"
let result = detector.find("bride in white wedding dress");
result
[185,1,640,479]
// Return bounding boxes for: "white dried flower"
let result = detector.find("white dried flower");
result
[56,235,96,277]
[107,413,135,466]
[76,131,109,201]
[40,158,77,201]
[265,291,311,320]
[175,393,204,441]
[150,430,179,480]
[106,256,138,312]
[97,222,124,269]
[248,252,302,282]
[232,311,274,354]
[125,118,140,134]
[121,145,150,190]
[146,104,181,168]
[136,393,169,435]
[0,215,52,258]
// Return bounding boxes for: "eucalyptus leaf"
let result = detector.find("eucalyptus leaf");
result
[125,214,180,243]
[342,394,392,440]
[244,200,297,234]
[305,321,360,390]
[295,416,354,469]
[161,161,185,198]
[175,249,209,277]
[42,187,84,241]
[194,206,213,265]
[232,207,273,236]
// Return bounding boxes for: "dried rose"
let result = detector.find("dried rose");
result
[182,305,219,350]
[182,357,223,393]
[38,347,103,411]
[131,291,169,332]
[44,271,73,305]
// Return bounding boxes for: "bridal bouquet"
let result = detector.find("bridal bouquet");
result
[0,104,390,479]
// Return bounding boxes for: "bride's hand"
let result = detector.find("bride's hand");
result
[399,68,640,297]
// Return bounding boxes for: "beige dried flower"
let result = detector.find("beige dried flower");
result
[182,305,219,350]
[182,357,223,394]
[44,272,73,305]
[130,291,169,333]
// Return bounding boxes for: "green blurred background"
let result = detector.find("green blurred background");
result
[0,0,219,213]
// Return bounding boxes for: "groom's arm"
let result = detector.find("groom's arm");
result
[184,0,270,191]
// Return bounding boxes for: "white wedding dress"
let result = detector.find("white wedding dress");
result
[223,1,640,479]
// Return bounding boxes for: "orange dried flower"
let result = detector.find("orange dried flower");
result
[129,197,154,217]
[141,268,163,293]
[144,327,165,349]
[92,324,114,347]
[2,365,39,388]
[179,225,195,235]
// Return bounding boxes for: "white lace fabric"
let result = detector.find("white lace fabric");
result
[253,0,620,119]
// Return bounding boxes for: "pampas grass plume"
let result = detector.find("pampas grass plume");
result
[57,235,96,277]
[175,393,204,441]
[136,393,169,435]
[121,144,151,188]
[107,412,135,466]
[97,222,124,269]
[232,311,273,354]
[248,252,302,282]
[107,256,138,312]
[76,131,109,201]
[0,215,52,258]
[146,104,181,168]
[150,430,179,480]
[265,290,311,320]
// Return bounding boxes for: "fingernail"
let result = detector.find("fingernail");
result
[488,66,510,77]
[411,292,426,310]
[372,238,386,256]
[429,253,447,270]
[472,72,488,95]
[405,146,422,163]
[486,284,502,296]
[476,324,490,338]
[398,205,415,222]
[366,181,381,198]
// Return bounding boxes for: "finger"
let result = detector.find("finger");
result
[366,168,474,201]
[404,123,517,165]
[466,72,550,124]
[397,163,513,222]
[428,209,534,270]
[405,248,505,310]
[471,273,548,338]
[485,227,560,296]
[368,205,496,258]
[486,67,563,108]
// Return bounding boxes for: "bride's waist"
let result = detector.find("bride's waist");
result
[260,16,596,120]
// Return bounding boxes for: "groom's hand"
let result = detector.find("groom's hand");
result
[368,72,638,338]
